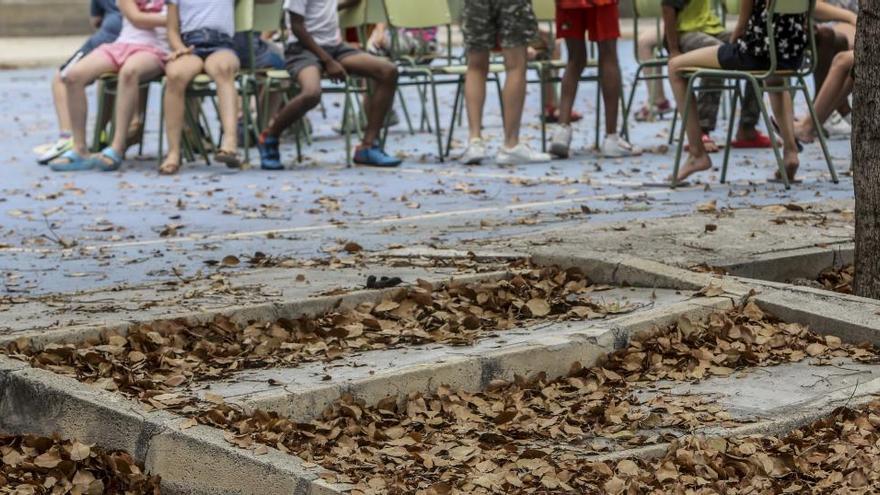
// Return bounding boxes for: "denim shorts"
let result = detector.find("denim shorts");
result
[233,33,285,70]
[182,28,236,59]
[717,43,803,72]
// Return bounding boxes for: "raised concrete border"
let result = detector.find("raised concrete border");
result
[717,244,853,283]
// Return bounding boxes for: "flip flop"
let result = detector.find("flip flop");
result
[731,131,773,149]
[215,149,241,168]
[685,134,723,154]
[49,150,94,172]
[90,147,123,172]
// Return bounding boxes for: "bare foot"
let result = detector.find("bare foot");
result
[675,153,712,182]
[793,119,815,144]
[774,152,800,182]
[159,154,181,175]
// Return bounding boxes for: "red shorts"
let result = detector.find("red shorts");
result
[556,4,620,42]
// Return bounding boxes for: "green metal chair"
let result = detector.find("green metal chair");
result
[621,0,674,143]
[671,0,837,189]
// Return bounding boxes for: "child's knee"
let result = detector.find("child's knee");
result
[378,63,398,84]
[118,65,141,84]
[300,87,322,109]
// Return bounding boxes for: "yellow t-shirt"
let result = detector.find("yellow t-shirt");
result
[664,0,724,35]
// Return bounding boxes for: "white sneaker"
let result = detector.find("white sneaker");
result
[496,143,551,165]
[549,125,573,158]
[601,133,642,158]
[459,138,487,165]
[37,137,73,165]
[823,111,851,140]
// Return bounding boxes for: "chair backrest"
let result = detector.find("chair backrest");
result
[447,0,464,23]
[531,0,556,22]
[339,0,388,29]
[234,0,285,32]
[723,0,740,15]
[773,0,810,14]
[383,0,451,28]
[634,0,662,18]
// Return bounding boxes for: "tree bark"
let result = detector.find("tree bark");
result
[852,1,880,299]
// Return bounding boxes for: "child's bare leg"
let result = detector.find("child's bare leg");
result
[340,52,399,147]
[204,50,241,153]
[52,72,72,135]
[61,52,116,155]
[499,46,527,148]
[464,49,489,140]
[668,46,722,180]
[768,89,799,180]
[163,54,204,170]
[110,53,163,155]
[637,31,667,106]
[559,38,586,125]
[265,66,322,137]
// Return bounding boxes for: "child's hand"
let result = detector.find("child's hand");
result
[168,46,194,61]
[324,59,347,82]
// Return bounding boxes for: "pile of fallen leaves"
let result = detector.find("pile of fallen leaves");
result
[0,435,160,494]
[4,266,632,409]
[190,301,880,493]
[597,400,880,494]
[816,264,854,294]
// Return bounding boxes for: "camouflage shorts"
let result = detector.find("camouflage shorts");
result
[461,0,539,51]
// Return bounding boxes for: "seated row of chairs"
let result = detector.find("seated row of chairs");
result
[92,0,838,191]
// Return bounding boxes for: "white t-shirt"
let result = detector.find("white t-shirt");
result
[284,0,341,47]
[168,0,236,37]
[116,0,170,52]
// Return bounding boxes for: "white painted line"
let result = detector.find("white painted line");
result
[1,187,685,255]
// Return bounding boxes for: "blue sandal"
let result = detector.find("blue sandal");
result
[49,150,94,172]
[91,147,123,172]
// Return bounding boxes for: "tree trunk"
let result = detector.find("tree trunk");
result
[852,1,880,299]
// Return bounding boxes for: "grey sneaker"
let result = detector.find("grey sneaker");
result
[601,133,642,158]
[460,138,487,165]
[496,143,551,165]
[549,124,573,158]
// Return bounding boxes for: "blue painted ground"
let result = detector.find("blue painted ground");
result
[0,40,853,295]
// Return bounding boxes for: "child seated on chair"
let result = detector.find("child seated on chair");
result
[161,0,242,175]
[549,0,641,159]
[667,0,807,182]
[50,0,169,172]
[794,49,853,144]
[38,0,123,166]
[256,0,402,170]
[663,0,773,153]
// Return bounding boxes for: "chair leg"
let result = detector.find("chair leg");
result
[92,80,107,153]
[594,79,601,150]
[396,86,415,135]
[668,107,679,146]
[343,81,352,167]
[445,76,464,158]
[158,82,166,167]
[538,64,547,152]
[622,64,645,141]
[493,74,505,123]
[242,78,251,166]
[749,77,789,189]
[720,85,741,184]
[800,80,838,183]
[428,74,444,161]
[671,76,696,188]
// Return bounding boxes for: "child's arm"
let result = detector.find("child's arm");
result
[661,0,682,57]
[166,3,193,60]
[814,0,857,25]
[289,11,347,81]
[119,0,166,30]
[732,0,754,42]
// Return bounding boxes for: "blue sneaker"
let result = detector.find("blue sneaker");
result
[353,145,402,168]
[258,134,283,170]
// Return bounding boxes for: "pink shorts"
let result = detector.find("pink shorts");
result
[95,42,166,70]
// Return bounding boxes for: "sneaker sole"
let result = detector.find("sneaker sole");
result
[460,156,484,165]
